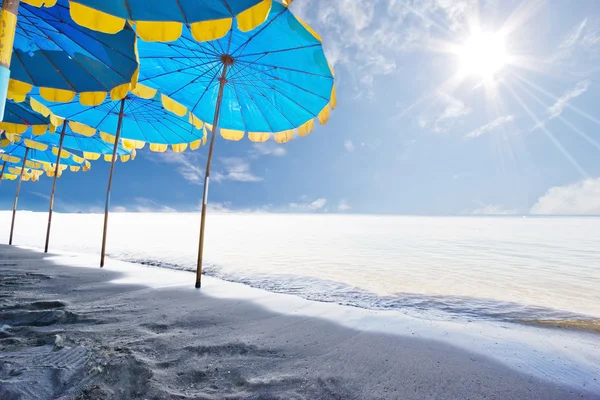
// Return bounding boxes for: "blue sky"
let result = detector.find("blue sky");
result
[2,0,600,215]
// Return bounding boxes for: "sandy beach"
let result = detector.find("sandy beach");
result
[1,245,597,399]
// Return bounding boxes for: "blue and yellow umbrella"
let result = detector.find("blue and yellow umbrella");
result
[31,86,205,266]
[0,0,138,120]
[23,0,274,42]
[0,138,87,244]
[137,2,335,287]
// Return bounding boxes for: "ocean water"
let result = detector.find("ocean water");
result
[2,211,599,332]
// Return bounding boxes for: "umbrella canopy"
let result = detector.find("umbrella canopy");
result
[0,160,44,182]
[30,86,206,151]
[5,0,139,105]
[136,2,335,288]
[25,0,275,42]
[3,98,134,161]
[138,1,335,143]
[1,140,87,170]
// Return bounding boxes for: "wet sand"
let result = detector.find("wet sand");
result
[0,245,595,399]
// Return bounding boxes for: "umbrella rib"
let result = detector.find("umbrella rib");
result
[235,44,322,59]
[138,60,220,86]
[234,58,331,78]
[229,82,249,132]
[236,83,275,133]
[36,51,78,92]
[187,70,222,116]
[231,8,288,57]
[163,62,223,99]
[226,53,269,81]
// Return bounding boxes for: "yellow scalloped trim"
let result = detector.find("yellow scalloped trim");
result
[69,1,125,34]
[282,0,294,6]
[30,97,51,117]
[7,79,33,102]
[83,152,101,161]
[330,85,337,110]
[23,139,48,151]
[52,148,71,158]
[137,21,182,42]
[122,139,146,150]
[30,168,44,176]
[0,139,10,148]
[8,166,26,175]
[120,155,131,162]
[70,121,97,137]
[274,130,295,143]
[2,173,17,180]
[40,87,76,103]
[149,143,168,152]
[190,18,232,42]
[220,129,245,141]
[4,132,19,142]
[50,114,65,128]
[46,170,63,178]
[100,131,116,144]
[296,16,322,42]
[110,83,130,101]
[189,114,204,129]
[297,119,314,136]
[161,95,187,117]
[1,155,20,163]
[104,154,114,162]
[172,143,188,152]
[318,104,331,125]
[237,0,271,32]
[248,132,270,142]
[0,122,27,134]
[80,91,107,106]
[22,0,57,7]
[25,160,41,169]
[131,83,157,100]
[32,125,48,135]
[190,140,202,150]
[72,154,85,164]
[131,149,137,160]
[70,166,81,172]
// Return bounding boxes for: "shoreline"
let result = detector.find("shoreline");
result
[1,245,598,399]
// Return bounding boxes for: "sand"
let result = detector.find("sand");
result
[0,245,597,400]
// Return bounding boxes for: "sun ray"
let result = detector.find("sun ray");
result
[503,81,588,178]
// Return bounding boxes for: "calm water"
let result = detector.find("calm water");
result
[3,212,600,331]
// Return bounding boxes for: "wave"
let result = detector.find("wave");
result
[126,258,600,335]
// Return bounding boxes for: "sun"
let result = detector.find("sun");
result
[456,30,510,81]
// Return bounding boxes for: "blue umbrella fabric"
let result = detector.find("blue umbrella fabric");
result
[5,0,138,105]
[3,98,135,161]
[29,85,206,152]
[24,0,274,42]
[138,1,335,143]
[0,139,87,172]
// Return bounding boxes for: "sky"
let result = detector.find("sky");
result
[2,0,600,215]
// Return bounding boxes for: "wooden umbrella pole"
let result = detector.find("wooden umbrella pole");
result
[9,146,28,245]
[195,58,231,289]
[44,120,67,253]
[0,160,6,183]
[100,98,126,268]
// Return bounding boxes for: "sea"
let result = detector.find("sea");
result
[2,211,599,333]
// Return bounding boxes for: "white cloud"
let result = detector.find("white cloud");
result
[250,143,287,158]
[419,93,471,133]
[465,115,515,139]
[288,198,327,212]
[530,178,600,215]
[344,140,355,152]
[111,206,128,213]
[337,199,352,212]
[547,80,590,119]
[291,0,473,98]
[471,205,519,215]
[559,19,588,50]
[152,152,204,185]
[213,158,262,183]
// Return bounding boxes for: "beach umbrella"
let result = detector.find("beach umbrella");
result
[0,139,86,244]
[0,0,138,120]
[3,98,133,251]
[31,87,206,266]
[22,0,274,42]
[137,2,336,287]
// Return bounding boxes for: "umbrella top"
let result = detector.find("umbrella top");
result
[29,85,207,151]
[7,0,139,106]
[1,99,135,161]
[138,2,335,143]
[24,0,275,42]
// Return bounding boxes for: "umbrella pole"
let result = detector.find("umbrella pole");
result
[9,146,28,245]
[195,60,231,288]
[100,98,125,268]
[0,160,6,183]
[44,120,67,253]
[0,0,20,121]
